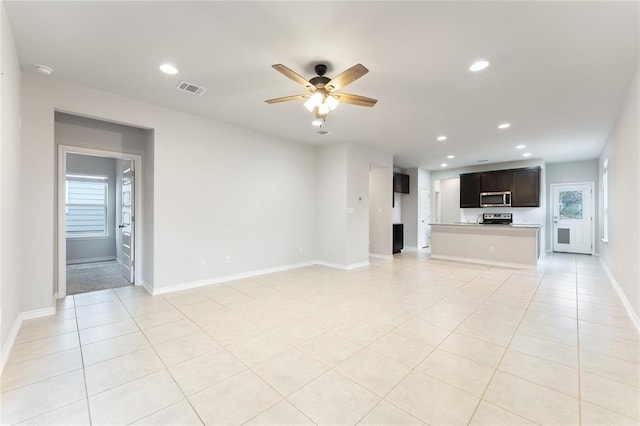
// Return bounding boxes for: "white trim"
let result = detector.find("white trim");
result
[141,281,154,295]
[1,306,57,373]
[1,314,23,373]
[314,260,370,270]
[429,254,532,270]
[66,256,116,265]
[151,261,316,295]
[20,307,57,320]
[57,145,143,298]
[369,253,394,260]
[599,258,640,332]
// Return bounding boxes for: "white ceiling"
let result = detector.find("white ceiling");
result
[5,1,639,170]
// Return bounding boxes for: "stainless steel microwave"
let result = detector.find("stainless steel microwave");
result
[480,191,511,207]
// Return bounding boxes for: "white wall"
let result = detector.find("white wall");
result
[20,74,318,311]
[369,166,392,256]
[317,142,393,266]
[346,143,393,265]
[65,154,117,263]
[142,130,154,286]
[440,178,461,224]
[599,65,639,319]
[1,1,23,366]
[317,143,348,266]
[400,168,419,249]
[546,160,599,253]
[399,167,431,250]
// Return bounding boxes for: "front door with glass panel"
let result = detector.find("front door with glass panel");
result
[552,183,594,254]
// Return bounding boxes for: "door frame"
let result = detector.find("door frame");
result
[57,145,144,298]
[550,181,595,255]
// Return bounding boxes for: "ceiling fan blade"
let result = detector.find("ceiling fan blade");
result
[265,94,309,104]
[334,93,377,107]
[325,64,369,91]
[272,64,314,90]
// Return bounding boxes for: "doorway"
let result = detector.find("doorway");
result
[551,182,595,254]
[58,146,143,297]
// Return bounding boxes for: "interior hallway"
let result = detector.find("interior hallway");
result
[1,253,638,425]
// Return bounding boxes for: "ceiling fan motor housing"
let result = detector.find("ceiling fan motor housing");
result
[314,64,328,76]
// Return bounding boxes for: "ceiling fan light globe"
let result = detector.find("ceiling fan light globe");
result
[326,95,339,110]
[304,92,323,112]
[318,104,330,115]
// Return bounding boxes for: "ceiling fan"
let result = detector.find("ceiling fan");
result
[265,63,377,118]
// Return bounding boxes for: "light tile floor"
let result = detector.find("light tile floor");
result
[2,253,639,425]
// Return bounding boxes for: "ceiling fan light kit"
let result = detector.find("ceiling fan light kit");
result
[266,62,377,119]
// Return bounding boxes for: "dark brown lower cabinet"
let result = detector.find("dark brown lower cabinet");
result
[393,224,404,254]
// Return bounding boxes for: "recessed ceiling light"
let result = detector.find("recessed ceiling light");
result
[469,60,490,72]
[523,152,532,157]
[34,64,54,76]
[516,144,526,149]
[447,155,455,159]
[440,163,448,168]
[159,63,179,75]
[312,120,323,127]
[498,123,511,129]
[437,135,447,141]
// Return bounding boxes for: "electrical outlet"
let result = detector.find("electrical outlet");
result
[224,256,231,264]
[200,258,207,267]
[299,247,304,253]
[489,246,495,252]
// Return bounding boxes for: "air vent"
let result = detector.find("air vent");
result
[317,130,332,135]
[177,81,207,96]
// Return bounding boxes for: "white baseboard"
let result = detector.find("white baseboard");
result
[21,307,56,320]
[599,258,640,332]
[66,256,116,265]
[1,313,23,373]
[141,281,154,295]
[314,260,370,270]
[151,261,317,295]
[429,254,531,270]
[369,253,394,260]
[1,306,56,373]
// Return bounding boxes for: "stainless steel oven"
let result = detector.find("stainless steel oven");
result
[481,212,513,225]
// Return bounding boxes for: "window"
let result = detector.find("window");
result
[602,159,609,242]
[66,174,108,237]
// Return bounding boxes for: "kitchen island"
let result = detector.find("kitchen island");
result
[430,223,540,269]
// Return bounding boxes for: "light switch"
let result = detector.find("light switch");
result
[347,207,354,214]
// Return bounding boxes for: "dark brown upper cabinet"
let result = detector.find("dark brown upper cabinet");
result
[481,170,512,192]
[393,173,410,194]
[511,167,541,207]
[460,173,482,208]
[459,166,541,208]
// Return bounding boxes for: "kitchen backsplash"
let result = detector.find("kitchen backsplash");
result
[461,207,543,225]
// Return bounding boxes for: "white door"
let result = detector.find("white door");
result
[420,188,431,248]
[120,164,134,282]
[552,183,594,254]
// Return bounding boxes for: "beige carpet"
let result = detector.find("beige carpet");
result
[66,261,132,295]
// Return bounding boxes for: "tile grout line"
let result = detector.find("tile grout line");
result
[354,263,523,425]
[575,255,583,426]
[74,292,94,426]
[464,253,559,424]
[115,288,209,425]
